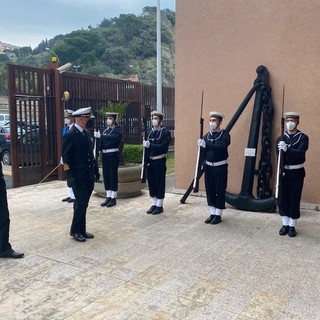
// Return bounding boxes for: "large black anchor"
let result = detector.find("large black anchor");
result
[180,65,276,212]
[225,65,276,211]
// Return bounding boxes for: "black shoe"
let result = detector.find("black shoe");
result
[0,249,24,259]
[106,198,116,207]
[205,215,215,224]
[68,198,75,203]
[73,233,86,242]
[62,197,71,202]
[101,197,111,207]
[211,215,222,224]
[288,227,297,238]
[152,206,163,215]
[82,232,94,239]
[279,225,289,236]
[147,205,156,214]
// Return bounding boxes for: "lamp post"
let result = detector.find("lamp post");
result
[73,65,80,73]
[129,64,142,82]
[45,47,60,63]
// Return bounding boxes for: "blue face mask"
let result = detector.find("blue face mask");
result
[210,122,217,130]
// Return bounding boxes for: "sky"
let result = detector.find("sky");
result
[0,0,175,49]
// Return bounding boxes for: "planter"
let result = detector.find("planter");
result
[94,164,146,198]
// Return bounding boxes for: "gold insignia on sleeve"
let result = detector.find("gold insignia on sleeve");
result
[63,164,70,171]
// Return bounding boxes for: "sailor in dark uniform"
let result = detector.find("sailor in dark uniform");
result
[0,161,24,258]
[61,109,76,203]
[277,111,309,237]
[62,107,100,242]
[94,112,122,208]
[198,111,230,225]
[143,111,171,215]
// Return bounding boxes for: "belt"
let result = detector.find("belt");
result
[102,148,119,153]
[284,163,304,170]
[150,154,166,160]
[205,160,227,167]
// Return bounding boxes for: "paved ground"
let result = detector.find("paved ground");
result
[1,174,320,320]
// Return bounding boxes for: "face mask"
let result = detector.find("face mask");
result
[152,119,159,127]
[210,122,217,130]
[286,121,296,131]
[107,119,113,126]
[64,118,70,125]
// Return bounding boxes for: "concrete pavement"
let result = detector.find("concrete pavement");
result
[1,175,320,319]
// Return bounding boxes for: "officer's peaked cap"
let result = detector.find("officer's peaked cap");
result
[72,107,93,117]
[283,111,300,119]
[64,109,74,117]
[209,111,224,120]
[105,112,118,119]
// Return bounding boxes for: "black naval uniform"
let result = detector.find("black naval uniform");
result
[0,162,24,258]
[62,125,98,238]
[201,129,230,210]
[276,130,309,220]
[99,125,122,192]
[146,126,171,201]
[0,162,11,254]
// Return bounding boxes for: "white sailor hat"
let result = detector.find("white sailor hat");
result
[209,111,224,120]
[64,109,74,117]
[283,111,300,119]
[151,111,164,120]
[105,112,118,119]
[72,107,93,117]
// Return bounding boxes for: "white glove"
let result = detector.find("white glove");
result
[143,140,150,148]
[94,130,101,138]
[278,141,288,152]
[60,156,64,165]
[197,139,206,148]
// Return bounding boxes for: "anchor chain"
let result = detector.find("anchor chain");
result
[257,85,274,200]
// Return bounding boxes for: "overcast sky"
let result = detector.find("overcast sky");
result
[0,0,175,49]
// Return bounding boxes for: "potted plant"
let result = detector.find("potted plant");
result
[94,101,146,198]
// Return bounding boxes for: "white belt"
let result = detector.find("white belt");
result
[102,148,119,153]
[284,163,304,170]
[205,160,227,167]
[150,154,166,160]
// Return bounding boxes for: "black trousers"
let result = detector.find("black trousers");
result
[0,176,11,253]
[204,164,228,209]
[278,168,305,219]
[147,158,166,199]
[102,153,119,191]
[70,178,94,235]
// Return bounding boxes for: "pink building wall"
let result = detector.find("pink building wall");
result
[175,0,320,204]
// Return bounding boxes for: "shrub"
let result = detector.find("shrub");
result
[123,144,143,164]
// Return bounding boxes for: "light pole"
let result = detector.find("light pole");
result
[129,64,142,82]
[45,47,60,63]
[73,65,80,73]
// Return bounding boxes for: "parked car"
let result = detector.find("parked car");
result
[0,113,10,125]
[0,124,38,166]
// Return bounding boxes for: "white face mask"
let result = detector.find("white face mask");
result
[152,119,159,127]
[64,118,70,125]
[286,121,296,131]
[107,119,113,126]
[210,122,218,130]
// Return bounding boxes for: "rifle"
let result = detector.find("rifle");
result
[193,90,204,192]
[141,116,148,183]
[275,85,285,203]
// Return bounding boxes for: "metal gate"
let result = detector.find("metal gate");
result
[8,63,175,187]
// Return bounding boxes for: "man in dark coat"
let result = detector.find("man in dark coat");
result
[277,111,309,237]
[143,111,171,215]
[94,112,122,207]
[62,107,100,242]
[0,161,24,258]
[198,111,230,225]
